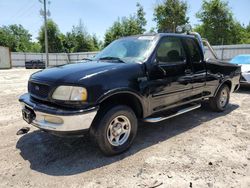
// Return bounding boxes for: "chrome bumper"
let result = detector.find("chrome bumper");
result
[19,94,97,133]
[21,103,97,132]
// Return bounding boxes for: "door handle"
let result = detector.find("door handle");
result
[185,69,192,75]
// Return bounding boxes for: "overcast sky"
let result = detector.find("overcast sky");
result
[0,0,249,41]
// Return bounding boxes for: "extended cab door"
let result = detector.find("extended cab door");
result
[183,37,206,99]
[148,36,193,113]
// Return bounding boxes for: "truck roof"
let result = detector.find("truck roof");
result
[121,33,196,40]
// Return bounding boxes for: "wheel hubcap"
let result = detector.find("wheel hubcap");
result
[219,88,228,107]
[107,115,131,146]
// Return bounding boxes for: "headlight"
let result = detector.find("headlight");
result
[52,86,87,101]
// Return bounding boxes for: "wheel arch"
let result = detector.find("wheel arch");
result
[97,90,145,119]
[214,79,232,96]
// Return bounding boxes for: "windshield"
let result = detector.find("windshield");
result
[230,55,250,65]
[93,36,156,63]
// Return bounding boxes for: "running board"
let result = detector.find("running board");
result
[144,104,201,123]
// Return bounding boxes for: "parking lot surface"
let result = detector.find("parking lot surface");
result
[0,68,249,187]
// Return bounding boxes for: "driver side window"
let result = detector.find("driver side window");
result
[156,37,186,64]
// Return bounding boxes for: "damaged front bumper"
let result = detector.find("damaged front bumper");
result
[19,93,98,136]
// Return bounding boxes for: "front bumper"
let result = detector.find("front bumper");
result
[19,93,98,136]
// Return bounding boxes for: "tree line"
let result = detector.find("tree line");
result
[0,0,249,53]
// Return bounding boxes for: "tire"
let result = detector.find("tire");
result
[209,84,230,112]
[90,105,138,156]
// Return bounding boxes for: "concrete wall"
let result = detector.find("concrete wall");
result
[10,44,250,67]
[11,52,98,67]
[204,44,250,61]
[0,46,11,69]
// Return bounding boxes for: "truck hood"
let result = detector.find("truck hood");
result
[31,61,128,83]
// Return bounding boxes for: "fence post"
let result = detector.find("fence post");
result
[24,53,26,65]
[221,47,224,60]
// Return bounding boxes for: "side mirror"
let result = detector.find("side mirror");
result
[156,64,167,76]
[150,62,166,78]
[153,57,159,65]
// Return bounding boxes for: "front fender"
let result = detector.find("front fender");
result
[96,88,148,117]
[97,88,144,103]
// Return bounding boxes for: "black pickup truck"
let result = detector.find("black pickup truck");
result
[19,32,241,155]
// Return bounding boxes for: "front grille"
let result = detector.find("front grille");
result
[28,81,50,99]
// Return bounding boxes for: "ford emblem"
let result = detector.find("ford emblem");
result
[35,85,40,91]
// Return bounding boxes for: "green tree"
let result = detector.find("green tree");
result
[38,19,63,53]
[241,23,250,44]
[103,27,115,47]
[61,20,101,53]
[149,27,156,33]
[0,24,33,52]
[92,34,101,51]
[153,0,189,32]
[0,26,14,50]
[30,42,41,52]
[122,16,142,36]
[136,2,147,33]
[72,20,92,52]
[103,17,137,47]
[195,0,244,45]
[103,3,147,47]
[246,22,250,33]
[60,32,75,53]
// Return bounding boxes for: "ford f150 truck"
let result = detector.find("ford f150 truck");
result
[19,30,241,155]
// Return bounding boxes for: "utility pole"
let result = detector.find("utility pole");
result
[172,21,176,33]
[43,0,49,68]
[39,0,50,68]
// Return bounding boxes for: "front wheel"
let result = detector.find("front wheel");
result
[90,105,138,156]
[209,85,230,112]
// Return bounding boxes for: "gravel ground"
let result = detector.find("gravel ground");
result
[0,68,249,188]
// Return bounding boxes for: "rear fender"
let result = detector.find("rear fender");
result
[214,78,232,96]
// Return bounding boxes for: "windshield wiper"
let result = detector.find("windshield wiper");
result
[81,58,93,61]
[99,56,126,63]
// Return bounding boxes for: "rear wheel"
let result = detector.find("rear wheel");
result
[90,105,138,156]
[209,85,230,112]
